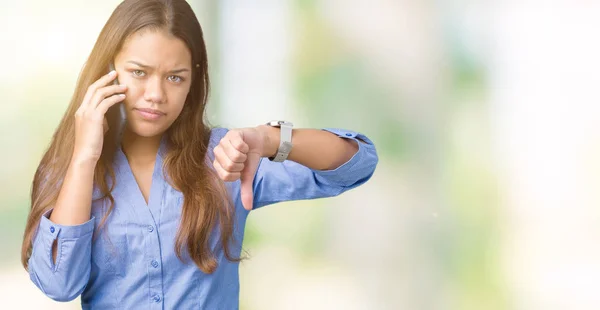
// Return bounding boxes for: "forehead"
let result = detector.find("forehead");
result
[116,29,192,68]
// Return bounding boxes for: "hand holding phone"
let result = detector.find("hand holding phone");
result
[72,69,127,162]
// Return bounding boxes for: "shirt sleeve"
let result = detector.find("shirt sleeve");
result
[251,128,378,209]
[27,209,95,302]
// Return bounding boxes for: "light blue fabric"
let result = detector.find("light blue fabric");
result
[27,128,378,309]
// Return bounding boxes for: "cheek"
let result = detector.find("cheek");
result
[122,82,143,107]
[167,95,187,121]
[169,86,191,111]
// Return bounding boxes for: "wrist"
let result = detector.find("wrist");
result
[256,125,280,158]
[70,154,98,169]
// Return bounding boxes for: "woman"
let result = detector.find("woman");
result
[21,0,378,308]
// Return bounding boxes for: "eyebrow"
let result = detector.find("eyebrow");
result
[126,60,190,74]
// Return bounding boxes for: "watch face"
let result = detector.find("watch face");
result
[267,120,282,127]
[267,120,293,127]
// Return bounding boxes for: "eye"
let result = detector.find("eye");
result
[168,75,184,83]
[132,70,145,77]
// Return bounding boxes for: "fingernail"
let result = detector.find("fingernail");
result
[120,84,127,88]
[119,94,126,97]
[109,70,117,76]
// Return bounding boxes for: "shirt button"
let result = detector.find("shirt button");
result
[50,226,55,233]
[147,226,154,233]
[152,294,161,303]
[151,260,159,268]
[345,133,353,137]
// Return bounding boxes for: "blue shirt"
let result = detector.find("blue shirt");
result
[28,128,378,309]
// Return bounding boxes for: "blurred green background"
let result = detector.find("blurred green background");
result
[3,1,600,309]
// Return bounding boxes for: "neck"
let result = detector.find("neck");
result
[121,127,162,167]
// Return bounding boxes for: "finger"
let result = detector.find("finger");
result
[96,94,126,115]
[222,139,249,164]
[240,151,261,211]
[90,84,127,109]
[214,145,245,172]
[212,159,241,182]
[227,132,250,154]
[218,141,248,167]
[81,70,118,110]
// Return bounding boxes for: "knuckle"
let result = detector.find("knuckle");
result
[233,152,246,162]
[223,172,237,181]
[232,140,244,150]
[226,131,241,141]
[87,84,96,94]
[223,161,235,170]
[96,87,108,97]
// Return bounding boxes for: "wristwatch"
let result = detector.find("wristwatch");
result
[266,120,293,162]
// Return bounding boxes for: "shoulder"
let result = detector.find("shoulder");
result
[210,127,229,140]
[209,127,229,146]
[207,127,229,160]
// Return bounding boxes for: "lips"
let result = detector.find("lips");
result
[135,108,165,121]
[135,108,165,115]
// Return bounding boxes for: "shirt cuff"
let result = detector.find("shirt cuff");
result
[38,209,95,240]
[312,128,377,186]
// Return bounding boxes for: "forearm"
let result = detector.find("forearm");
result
[49,157,96,226]
[258,125,359,171]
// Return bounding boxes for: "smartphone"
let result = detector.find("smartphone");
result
[107,63,126,138]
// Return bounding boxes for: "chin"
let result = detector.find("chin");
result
[126,121,166,138]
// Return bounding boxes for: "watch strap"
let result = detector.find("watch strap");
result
[266,120,293,162]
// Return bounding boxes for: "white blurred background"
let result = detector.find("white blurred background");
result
[1,0,599,309]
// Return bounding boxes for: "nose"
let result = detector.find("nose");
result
[143,75,166,104]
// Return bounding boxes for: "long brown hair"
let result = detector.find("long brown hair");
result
[22,0,240,274]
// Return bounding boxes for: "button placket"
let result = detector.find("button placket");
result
[144,201,163,309]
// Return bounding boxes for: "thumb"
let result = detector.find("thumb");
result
[240,151,261,211]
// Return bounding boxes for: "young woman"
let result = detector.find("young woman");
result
[21,0,378,308]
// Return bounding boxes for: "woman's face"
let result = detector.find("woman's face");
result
[114,29,193,138]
